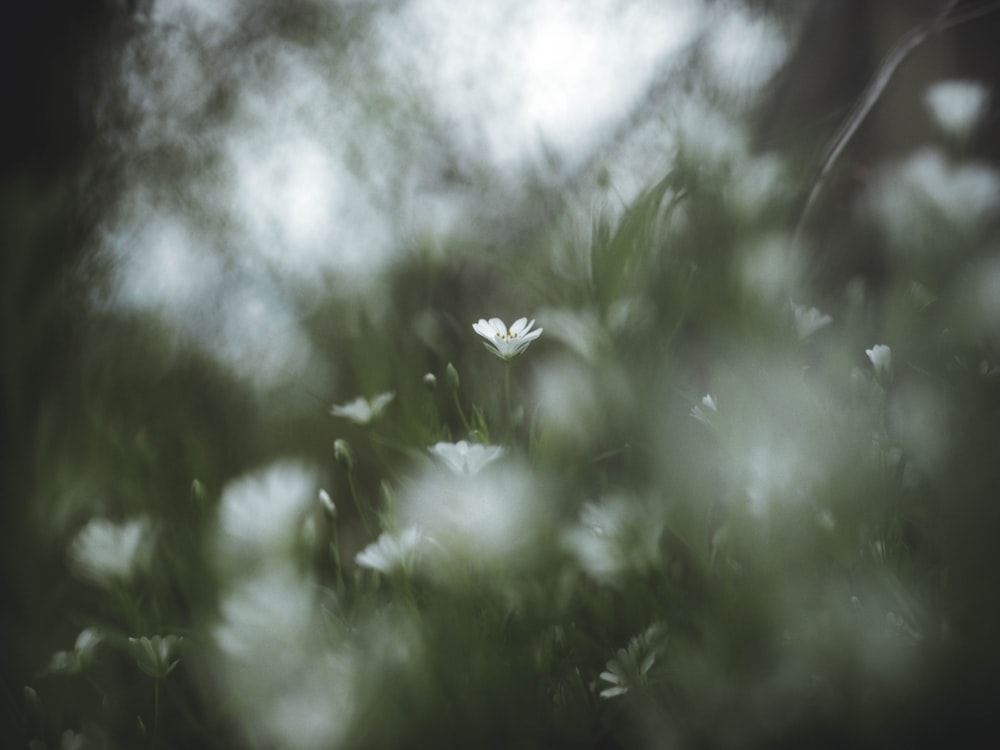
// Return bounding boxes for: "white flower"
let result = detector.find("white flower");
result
[355,527,425,575]
[209,565,359,750]
[400,461,552,573]
[330,391,395,424]
[924,80,990,140]
[216,461,316,572]
[67,516,152,589]
[472,317,542,360]
[690,393,718,426]
[563,496,664,583]
[430,441,505,475]
[866,149,1000,255]
[598,626,663,699]
[47,628,103,674]
[792,303,833,340]
[866,344,893,381]
[129,634,183,679]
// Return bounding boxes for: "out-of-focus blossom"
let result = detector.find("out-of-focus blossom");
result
[598,625,664,699]
[211,565,358,750]
[355,527,425,575]
[67,517,152,589]
[216,461,317,571]
[690,393,718,426]
[58,730,86,750]
[472,317,542,360]
[924,80,990,141]
[562,495,664,583]
[129,634,183,679]
[792,303,833,340]
[430,441,505,475]
[330,392,395,424]
[400,461,552,574]
[867,149,1000,255]
[47,628,103,675]
[739,234,803,304]
[866,344,893,382]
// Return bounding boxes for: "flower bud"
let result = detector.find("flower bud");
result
[318,489,337,521]
[423,372,437,391]
[333,438,355,472]
[446,362,460,391]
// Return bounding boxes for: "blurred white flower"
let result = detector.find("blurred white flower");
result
[472,317,542,360]
[792,303,833,340]
[400,461,551,573]
[330,391,395,424]
[67,516,152,589]
[129,634,183,679]
[430,440,505,475]
[47,628,103,674]
[867,149,1000,255]
[866,344,893,382]
[58,730,86,750]
[210,565,358,750]
[562,495,664,583]
[355,527,425,575]
[690,393,718,426]
[216,461,317,572]
[924,80,990,140]
[598,626,663,699]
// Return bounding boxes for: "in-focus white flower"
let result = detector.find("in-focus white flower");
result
[690,393,718,426]
[792,303,833,340]
[472,317,542,360]
[866,344,893,381]
[924,80,990,140]
[67,516,152,589]
[430,440,505,475]
[355,527,425,575]
[129,634,183,679]
[330,391,395,424]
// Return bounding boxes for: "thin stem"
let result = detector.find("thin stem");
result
[330,525,345,591]
[152,678,160,750]
[795,0,965,240]
[347,471,373,536]
[452,391,472,434]
[504,360,512,443]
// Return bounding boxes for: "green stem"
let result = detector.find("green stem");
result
[152,679,160,750]
[330,526,345,592]
[504,360,512,443]
[347,471,373,536]
[452,391,472,435]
